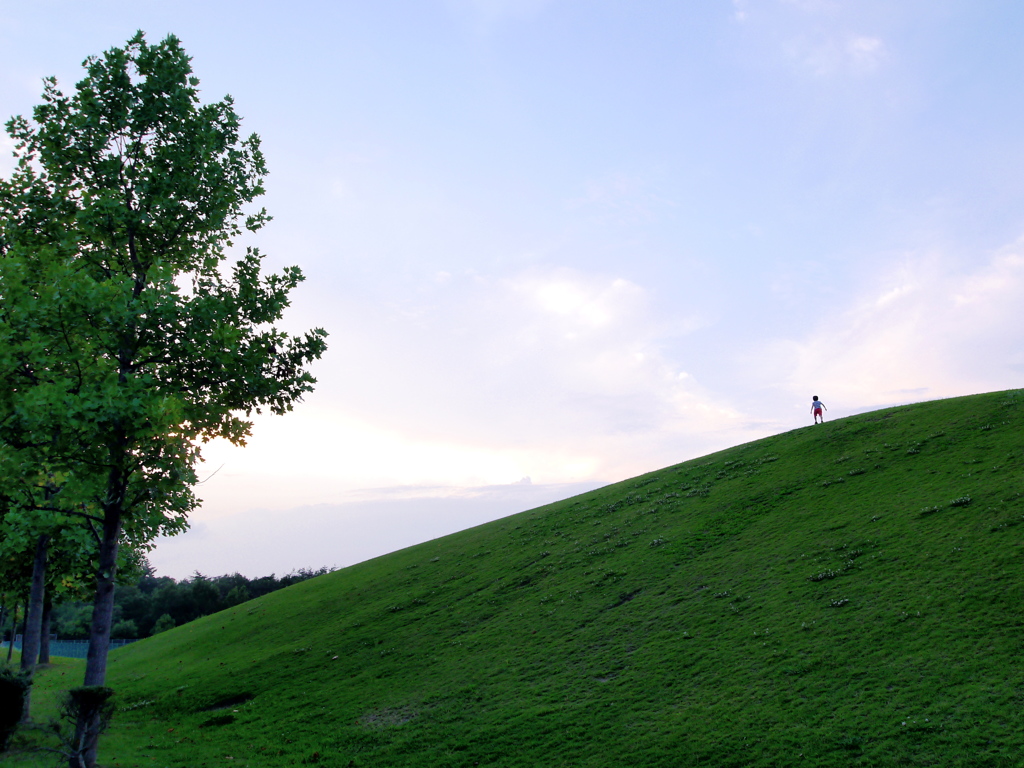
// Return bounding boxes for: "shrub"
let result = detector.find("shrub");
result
[152,614,176,634]
[0,666,30,751]
[112,619,139,639]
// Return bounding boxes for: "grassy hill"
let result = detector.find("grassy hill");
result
[14,389,1024,767]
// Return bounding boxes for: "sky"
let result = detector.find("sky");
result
[2,1,1023,578]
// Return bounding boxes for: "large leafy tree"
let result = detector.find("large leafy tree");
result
[0,31,327,765]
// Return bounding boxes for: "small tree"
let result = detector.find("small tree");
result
[224,584,250,607]
[0,31,327,766]
[151,614,175,634]
[110,619,137,639]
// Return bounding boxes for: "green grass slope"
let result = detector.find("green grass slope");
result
[21,390,1024,766]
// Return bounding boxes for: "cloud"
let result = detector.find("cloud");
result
[510,268,644,333]
[190,264,769,523]
[151,480,603,578]
[785,34,887,77]
[738,0,888,78]
[565,174,677,226]
[192,406,605,516]
[444,0,555,33]
[846,35,886,72]
[488,268,731,434]
[779,0,840,12]
[758,239,1024,409]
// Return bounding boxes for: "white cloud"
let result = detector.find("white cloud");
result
[758,240,1024,409]
[780,0,839,12]
[192,405,603,517]
[785,33,887,77]
[565,173,676,225]
[491,268,716,414]
[444,0,554,32]
[151,479,604,578]
[190,265,769,527]
[512,270,642,331]
[846,35,886,72]
[747,0,888,78]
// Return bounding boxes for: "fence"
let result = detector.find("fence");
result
[2,636,138,660]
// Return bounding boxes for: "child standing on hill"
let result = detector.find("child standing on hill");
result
[811,396,827,424]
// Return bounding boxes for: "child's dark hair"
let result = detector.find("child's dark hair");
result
[812,395,819,400]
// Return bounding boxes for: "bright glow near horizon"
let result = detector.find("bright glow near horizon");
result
[2,1,1022,577]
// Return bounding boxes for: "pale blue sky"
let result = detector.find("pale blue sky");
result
[3,1,1022,576]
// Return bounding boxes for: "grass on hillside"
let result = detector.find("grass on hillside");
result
[6,390,1024,767]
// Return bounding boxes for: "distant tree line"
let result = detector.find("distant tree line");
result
[1,566,333,643]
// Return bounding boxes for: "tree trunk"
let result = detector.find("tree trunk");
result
[39,596,53,665]
[0,597,7,649]
[71,509,122,768]
[20,533,50,722]
[6,602,20,663]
